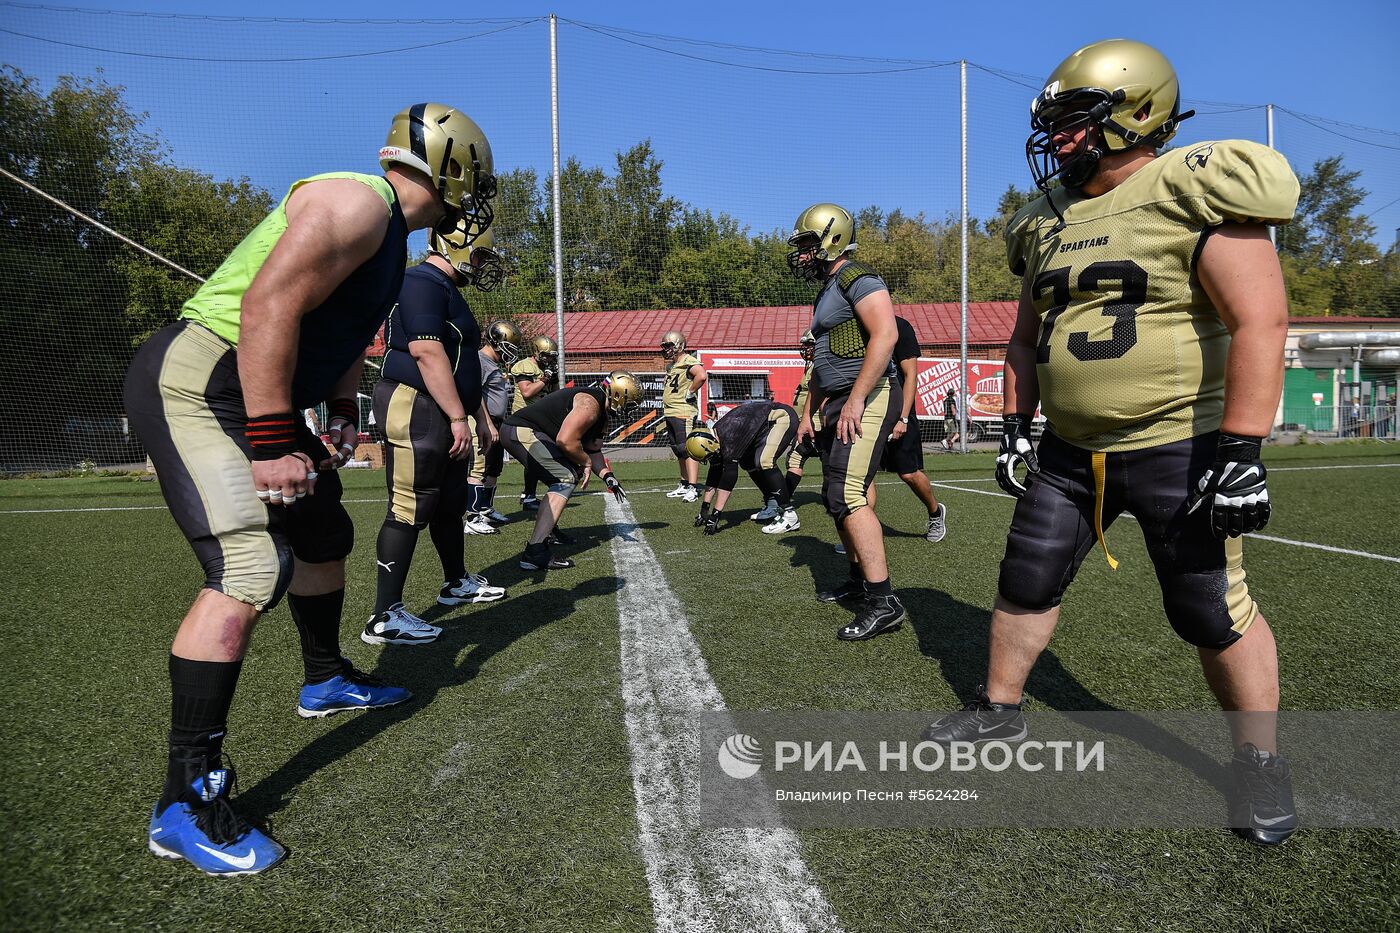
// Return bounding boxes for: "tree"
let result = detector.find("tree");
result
[1277,155,1385,315]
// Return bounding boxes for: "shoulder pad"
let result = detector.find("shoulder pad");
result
[511,359,540,376]
[836,261,881,293]
[1005,195,1055,277]
[1170,140,1300,226]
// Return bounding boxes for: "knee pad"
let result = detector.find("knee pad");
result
[288,502,356,565]
[547,481,576,500]
[670,443,688,460]
[996,551,1067,612]
[1161,587,1246,649]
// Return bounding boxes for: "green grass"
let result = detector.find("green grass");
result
[1,442,1396,931]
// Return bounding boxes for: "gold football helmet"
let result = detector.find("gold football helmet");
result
[485,320,522,365]
[1027,39,1193,193]
[799,329,816,363]
[530,335,558,370]
[380,103,497,246]
[685,425,721,463]
[660,330,687,360]
[787,203,856,281]
[603,370,643,416]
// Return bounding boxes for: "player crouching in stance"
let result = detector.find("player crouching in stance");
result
[788,203,906,642]
[124,103,496,874]
[364,227,506,648]
[922,40,1300,845]
[687,400,800,535]
[501,371,642,570]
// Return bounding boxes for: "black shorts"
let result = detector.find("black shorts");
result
[880,419,924,474]
[123,321,354,611]
[997,431,1259,649]
[374,379,469,528]
[817,379,901,521]
[666,416,694,459]
[742,407,798,473]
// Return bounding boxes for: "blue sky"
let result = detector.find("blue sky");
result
[4,0,1398,241]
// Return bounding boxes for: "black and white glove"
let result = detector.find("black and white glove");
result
[694,501,711,528]
[994,413,1040,499]
[1186,433,1270,539]
[703,509,723,536]
[603,472,627,504]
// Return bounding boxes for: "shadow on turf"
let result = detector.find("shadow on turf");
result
[902,586,1231,793]
[238,567,625,822]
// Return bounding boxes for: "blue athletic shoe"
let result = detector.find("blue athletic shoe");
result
[148,766,286,876]
[297,660,410,719]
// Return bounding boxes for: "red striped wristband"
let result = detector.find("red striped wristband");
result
[246,412,300,460]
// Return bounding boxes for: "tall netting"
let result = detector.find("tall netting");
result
[2,7,1396,471]
[0,8,550,471]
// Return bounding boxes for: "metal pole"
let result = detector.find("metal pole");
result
[1,166,206,283]
[958,59,969,453]
[1266,104,1276,248]
[549,13,567,384]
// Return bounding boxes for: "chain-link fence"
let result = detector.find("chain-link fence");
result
[2,9,1397,470]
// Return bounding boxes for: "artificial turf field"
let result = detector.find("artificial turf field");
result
[1,441,1396,932]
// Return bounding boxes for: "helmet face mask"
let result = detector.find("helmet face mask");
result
[660,330,686,361]
[603,370,643,417]
[1024,40,1193,196]
[381,103,497,247]
[799,330,816,363]
[531,335,558,370]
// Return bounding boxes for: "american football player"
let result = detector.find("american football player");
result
[365,227,507,649]
[466,314,521,533]
[500,371,641,570]
[123,103,496,874]
[688,400,800,535]
[661,330,708,502]
[775,330,820,517]
[788,202,906,641]
[869,315,946,542]
[509,334,559,510]
[923,39,1300,845]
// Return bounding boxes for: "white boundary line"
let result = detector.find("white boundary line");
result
[604,493,843,933]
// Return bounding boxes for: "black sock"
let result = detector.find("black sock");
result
[785,471,802,497]
[162,655,243,810]
[483,485,497,511]
[373,520,419,615]
[288,589,346,685]
[865,577,894,598]
[429,511,466,582]
[524,475,539,499]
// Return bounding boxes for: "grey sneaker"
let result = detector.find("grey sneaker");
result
[926,503,948,543]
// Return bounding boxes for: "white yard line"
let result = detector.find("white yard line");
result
[604,493,843,933]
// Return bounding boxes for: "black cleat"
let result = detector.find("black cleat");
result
[1229,744,1298,846]
[816,580,865,604]
[837,595,906,641]
[922,690,1027,743]
[545,527,576,546]
[520,543,574,571]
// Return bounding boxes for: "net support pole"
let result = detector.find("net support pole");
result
[549,13,567,383]
[958,59,970,453]
[1266,103,1276,248]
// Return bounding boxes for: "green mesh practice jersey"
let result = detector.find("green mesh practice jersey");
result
[1006,140,1298,451]
[663,353,701,418]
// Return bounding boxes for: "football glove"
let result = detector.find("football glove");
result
[1186,433,1270,539]
[703,509,723,536]
[794,434,821,460]
[694,501,711,528]
[994,413,1040,498]
[603,472,627,504]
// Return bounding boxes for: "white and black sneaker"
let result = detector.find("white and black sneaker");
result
[837,595,906,641]
[1230,744,1298,846]
[438,574,507,606]
[752,498,780,522]
[665,482,690,499]
[926,503,948,543]
[462,512,498,536]
[361,604,441,646]
[681,484,699,503]
[922,690,1028,744]
[484,508,511,524]
[762,507,801,534]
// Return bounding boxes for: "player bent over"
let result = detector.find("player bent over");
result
[364,228,506,648]
[123,104,495,874]
[688,400,800,535]
[500,372,642,571]
[509,335,558,511]
[922,40,1301,845]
